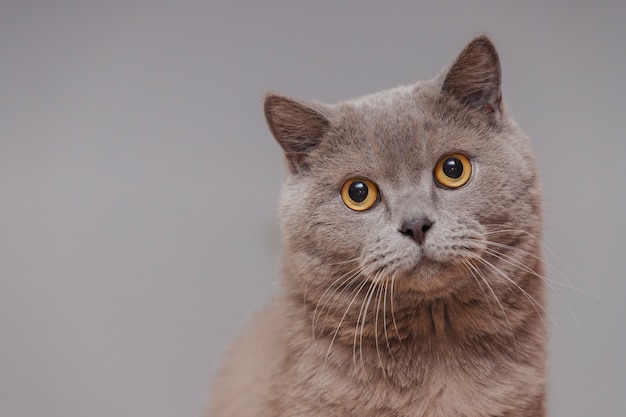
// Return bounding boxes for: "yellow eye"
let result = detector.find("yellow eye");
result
[341,178,379,211]
[434,153,472,188]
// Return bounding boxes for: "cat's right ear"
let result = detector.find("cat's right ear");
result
[442,35,502,118]
[264,94,330,174]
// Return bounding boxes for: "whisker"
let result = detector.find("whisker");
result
[321,272,371,376]
[485,238,606,301]
[539,278,607,300]
[461,258,494,312]
[312,263,367,338]
[374,275,385,374]
[481,226,575,283]
[474,236,606,330]
[459,251,519,356]
[354,274,380,379]
[382,276,398,368]
[478,237,576,288]
[469,251,564,338]
[480,245,580,327]
[390,275,407,353]
[473,229,607,327]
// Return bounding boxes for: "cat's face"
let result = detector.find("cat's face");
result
[266,37,541,300]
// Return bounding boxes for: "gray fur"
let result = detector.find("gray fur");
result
[209,35,547,417]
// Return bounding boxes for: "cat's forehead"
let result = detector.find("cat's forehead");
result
[345,83,421,109]
[322,83,485,179]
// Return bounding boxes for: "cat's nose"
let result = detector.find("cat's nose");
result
[399,218,433,245]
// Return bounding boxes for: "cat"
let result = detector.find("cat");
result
[209,35,547,417]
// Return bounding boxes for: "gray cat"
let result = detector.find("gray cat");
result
[209,35,547,417]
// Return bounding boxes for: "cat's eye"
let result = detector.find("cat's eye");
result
[434,153,472,188]
[341,178,379,211]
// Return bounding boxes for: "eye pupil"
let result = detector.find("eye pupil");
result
[348,181,368,202]
[442,158,463,179]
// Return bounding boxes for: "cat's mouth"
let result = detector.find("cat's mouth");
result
[359,234,484,296]
[376,247,475,296]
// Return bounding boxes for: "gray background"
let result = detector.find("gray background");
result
[1,1,624,416]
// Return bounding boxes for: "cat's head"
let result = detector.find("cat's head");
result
[265,36,541,300]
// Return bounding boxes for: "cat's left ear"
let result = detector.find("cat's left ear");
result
[442,35,502,118]
[264,93,330,173]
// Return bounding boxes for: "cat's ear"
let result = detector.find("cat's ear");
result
[264,93,330,173]
[442,35,502,117]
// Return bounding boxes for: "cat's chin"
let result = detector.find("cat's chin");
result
[391,255,469,297]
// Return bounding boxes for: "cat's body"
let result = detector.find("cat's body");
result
[209,36,547,417]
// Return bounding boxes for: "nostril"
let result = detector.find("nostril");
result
[399,218,433,245]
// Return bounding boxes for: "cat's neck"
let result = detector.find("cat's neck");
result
[297,284,536,346]
[280,260,545,384]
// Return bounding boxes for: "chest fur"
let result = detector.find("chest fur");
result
[267,329,545,417]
